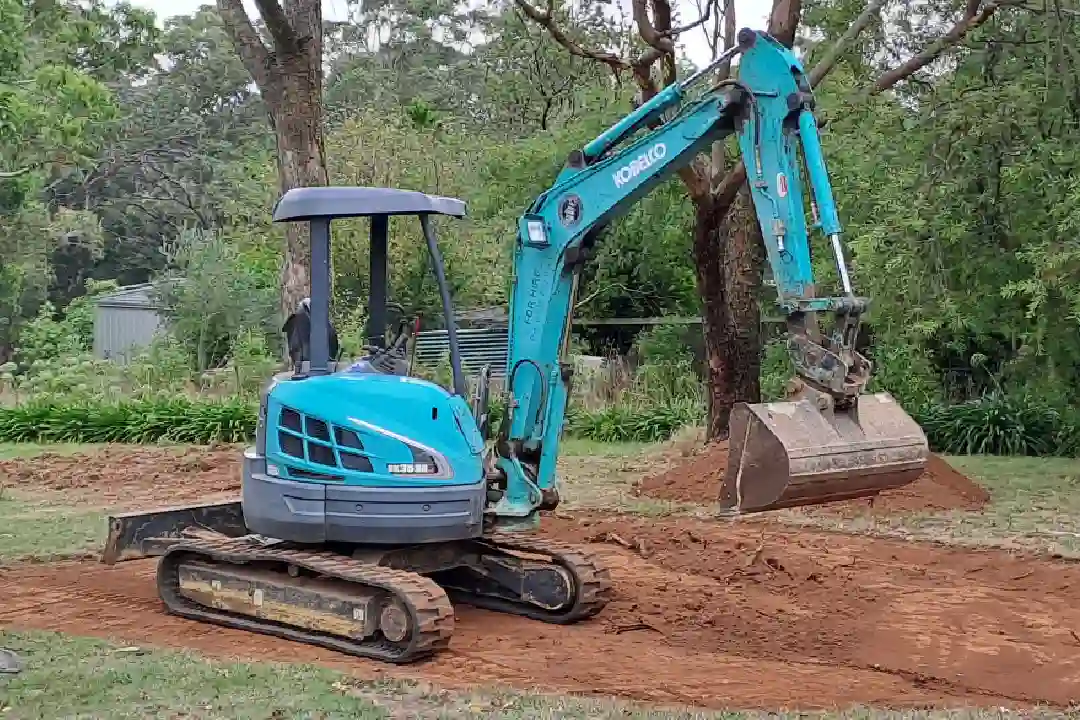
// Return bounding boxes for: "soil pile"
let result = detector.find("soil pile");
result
[636,441,990,515]
[0,445,243,510]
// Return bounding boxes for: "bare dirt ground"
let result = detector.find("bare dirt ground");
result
[0,445,243,511]
[2,446,1080,711]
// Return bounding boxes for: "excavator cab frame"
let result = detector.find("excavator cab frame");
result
[274,186,469,397]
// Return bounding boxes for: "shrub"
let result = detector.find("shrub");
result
[916,391,1074,457]
[864,340,943,414]
[0,397,256,444]
[566,399,702,443]
[760,339,794,401]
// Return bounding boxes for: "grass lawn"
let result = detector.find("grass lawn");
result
[0,630,1065,720]
[0,443,96,460]
[0,498,103,563]
[773,453,1080,557]
[0,443,110,563]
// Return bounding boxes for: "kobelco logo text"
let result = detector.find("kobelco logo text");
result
[612,143,667,188]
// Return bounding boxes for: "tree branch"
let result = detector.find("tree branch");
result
[251,0,299,52]
[215,0,271,88]
[808,0,888,86]
[631,0,672,53]
[872,0,1019,93]
[0,167,33,180]
[664,0,716,40]
[767,0,801,47]
[513,0,630,73]
[715,0,1017,211]
[709,0,737,189]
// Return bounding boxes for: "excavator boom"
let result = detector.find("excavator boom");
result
[491,28,929,519]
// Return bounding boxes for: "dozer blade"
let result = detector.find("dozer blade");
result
[719,392,929,513]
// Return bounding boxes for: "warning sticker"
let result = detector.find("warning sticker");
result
[776,172,789,198]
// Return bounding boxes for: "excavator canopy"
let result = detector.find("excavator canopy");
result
[719,392,930,513]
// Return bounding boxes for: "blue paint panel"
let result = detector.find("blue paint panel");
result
[736,31,816,301]
[264,373,483,489]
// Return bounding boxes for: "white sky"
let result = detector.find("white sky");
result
[121,0,774,69]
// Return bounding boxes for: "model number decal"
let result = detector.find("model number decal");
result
[613,142,667,188]
[388,462,434,474]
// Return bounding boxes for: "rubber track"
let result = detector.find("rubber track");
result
[155,536,455,664]
[445,533,614,624]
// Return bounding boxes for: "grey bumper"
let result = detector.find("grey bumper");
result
[241,450,486,545]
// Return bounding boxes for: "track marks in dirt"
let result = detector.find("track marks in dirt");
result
[0,560,982,710]
[539,513,1080,708]
[3,516,1080,710]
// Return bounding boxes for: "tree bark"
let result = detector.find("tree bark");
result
[215,0,327,321]
[693,186,766,439]
[262,52,328,318]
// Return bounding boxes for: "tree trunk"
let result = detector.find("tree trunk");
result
[693,184,766,440]
[262,51,328,320]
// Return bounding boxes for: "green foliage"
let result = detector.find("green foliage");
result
[155,227,279,371]
[563,332,705,443]
[918,391,1080,458]
[566,400,702,443]
[12,278,118,368]
[864,339,943,414]
[633,324,696,367]
[759,339,794,402]
[0,396,256,444]
[118,335,196,397]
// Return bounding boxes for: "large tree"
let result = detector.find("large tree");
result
[516,0,1025,438]
[214,0,327,318]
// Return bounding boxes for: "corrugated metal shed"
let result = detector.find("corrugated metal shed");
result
[93,283,165,364]
[413,326,508,378]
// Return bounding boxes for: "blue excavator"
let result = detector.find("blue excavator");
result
[102,28,928,663]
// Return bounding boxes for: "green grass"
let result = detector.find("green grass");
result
[0,630,1068,720]
[773,454,1080,557]
[0,443,107,563]
[0,496,104,563]
[0,442,98,460]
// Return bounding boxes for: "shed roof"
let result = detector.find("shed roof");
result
[93,283,161,310]
[272,187,467,222]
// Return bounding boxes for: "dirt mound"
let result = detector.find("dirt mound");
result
[636,441,990,515]
[3,515,1079,709]
[636,439,729,503]
[0,445,243,510]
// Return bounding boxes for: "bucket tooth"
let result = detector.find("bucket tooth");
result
[720,392,929,513]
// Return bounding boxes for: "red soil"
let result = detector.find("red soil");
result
[636,440,990,515]
[3,445,1078,711]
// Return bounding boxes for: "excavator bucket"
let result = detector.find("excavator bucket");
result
[719,392,929,513]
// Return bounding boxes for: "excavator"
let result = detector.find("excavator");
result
[101,28,928,663]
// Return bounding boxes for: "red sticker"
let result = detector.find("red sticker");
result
[776,172,788,198]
